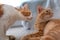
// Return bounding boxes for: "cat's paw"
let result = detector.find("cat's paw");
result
[7,35,16,40]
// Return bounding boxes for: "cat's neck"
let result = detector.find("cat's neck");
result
[34,16,50,31]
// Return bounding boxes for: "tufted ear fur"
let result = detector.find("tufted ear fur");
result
[37,5,44,14]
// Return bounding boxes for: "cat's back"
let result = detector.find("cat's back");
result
[0,4,21,21]
[44,19,60,35]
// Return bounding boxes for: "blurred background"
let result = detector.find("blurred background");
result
[0,0,60,40]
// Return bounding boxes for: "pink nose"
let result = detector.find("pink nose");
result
[27,17,33,20]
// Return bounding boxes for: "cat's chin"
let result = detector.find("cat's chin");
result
[40,35,56,40]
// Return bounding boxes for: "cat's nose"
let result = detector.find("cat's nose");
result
[27,16,33,20]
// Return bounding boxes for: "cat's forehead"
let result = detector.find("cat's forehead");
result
[41,9,53,15]
[21,10,31,16]
[44,9,52,12]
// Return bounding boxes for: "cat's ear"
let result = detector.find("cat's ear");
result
[23,4,29,10]
[37,5,44,14]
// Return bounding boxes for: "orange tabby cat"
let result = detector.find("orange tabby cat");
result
[20,6,53,40]
[40,19,60,40]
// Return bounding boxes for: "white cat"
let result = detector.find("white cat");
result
[0,4,32,40]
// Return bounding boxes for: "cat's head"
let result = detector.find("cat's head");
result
[40,35,56,40]
[15,6,32,21]
[38,8,53,22]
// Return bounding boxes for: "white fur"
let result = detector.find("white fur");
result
[0,4,32,40]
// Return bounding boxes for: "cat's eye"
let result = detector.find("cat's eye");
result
[45,11,51,15]
[46,10,48,12]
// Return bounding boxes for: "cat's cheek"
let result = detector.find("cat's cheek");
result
[26,17,32,21]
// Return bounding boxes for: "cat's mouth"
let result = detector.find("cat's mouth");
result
[41,15,52,22]
[26,16,33,20]
[45,15,50,18]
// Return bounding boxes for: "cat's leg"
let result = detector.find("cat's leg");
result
[20,32,42,40]
[0,13,17,40]
[0,21,9,40]
[20,22,47,40]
